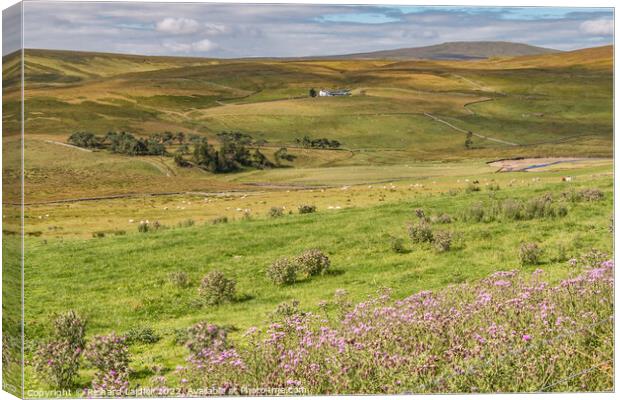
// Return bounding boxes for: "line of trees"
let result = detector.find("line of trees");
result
[68,131,166,156]
[69,130,300,173]
[295,135,341,149]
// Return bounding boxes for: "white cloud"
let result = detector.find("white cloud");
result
[156,17,201,34]
[192,39,217,52]
[162,38,217,53]
[204,23,230,35]
[580,19,613,36]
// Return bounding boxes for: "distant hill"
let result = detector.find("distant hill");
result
[321,41,560,60]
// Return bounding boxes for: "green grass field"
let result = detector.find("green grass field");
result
[21,171,613,390]
[1,44,613,394]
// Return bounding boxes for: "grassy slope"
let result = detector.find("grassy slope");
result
[2,46,611,203]
[5,46,613,391]
[23,170,613,389]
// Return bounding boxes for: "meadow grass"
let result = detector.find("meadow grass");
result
[22,174,612,391]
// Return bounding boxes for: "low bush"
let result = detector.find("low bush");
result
[198,271,236,305]
[185,322,228,357]
[168,271,190,288]
[298,204,317,214]
[389,236,407,253]
[125,326,160,345]
[294,249,330,278]
[84,334,130,396]
[268,207,285,218]
[53,310,86,350]
[432,213,452,224]
[211,216,228,225]
[177,219,195,228]
[487,183,500,191]
[433,231,453,252]
[407,221,433,243]
[33,310,86,389]
[523,194,554,219]
[269,300,302,322]
[519,242,542,266]
[414,208,426,219]
[465,182,480,193]
[84,333,130,372]
[92,231,105,238]
[502,199,523,220]
[89,369,130,396]
[267,257,298,285]
[34,340,83,390]
[138,221,161,233]
[563,188,604,202]
[579,188,604,201]
[462,202,485,222]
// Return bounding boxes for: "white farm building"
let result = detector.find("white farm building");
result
[319,89,351,97]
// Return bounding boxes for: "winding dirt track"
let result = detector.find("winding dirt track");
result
[423,112,519,146]
[45,140,92,152]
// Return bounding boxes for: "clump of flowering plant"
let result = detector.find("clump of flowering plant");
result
[33,310,86,389]
[294,249,330,278]
[85,333,130,395]
[173,256,613,394]
[198,270,236,305]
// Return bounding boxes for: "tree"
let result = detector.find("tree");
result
[175,132,186,144]
[274,147,296,166]
[250,148,274,169]
[174,153,190,167]
[309,88,317,98]
[465,131,474,149]
[176,144,190,155]
[68,131,101,148]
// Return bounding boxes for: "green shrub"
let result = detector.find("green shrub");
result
[465,182,480,193]
[524,194,554,219]
[168,271,190,288]
[463,202,485,222]
[294,249,330,278]
[186,322,228,356]
[92,231,105,238]
[519,242,542,266]
[198,271,236,305]
[407,221,433,243]
[33,310,87,389]
[211,216,228,225]
[433,231,453,252]
[84,333,130,373]
[52,310,86,349]
[34,340,82,390]
[177,219,195,228]
[298,204,317,214]
[432,213,452,224]
[487,183,500,191]
[563,188,604,202]
[269,300,302,321]
[502,199,523,220]
[125,326,160,345]
[389,236,407,253]
[580,188,604,201]
[414,208,426,219]
[267,257,297,285]
[268,207,284,218]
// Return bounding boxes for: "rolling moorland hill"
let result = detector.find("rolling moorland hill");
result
[1,42,613,393]
[320,41,559,60]
[1,44,613,203]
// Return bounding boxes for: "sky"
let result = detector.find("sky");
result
[2,2,614,57]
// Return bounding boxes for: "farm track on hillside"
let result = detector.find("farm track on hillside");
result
[45,140,93,152]
[423,112,520,146]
